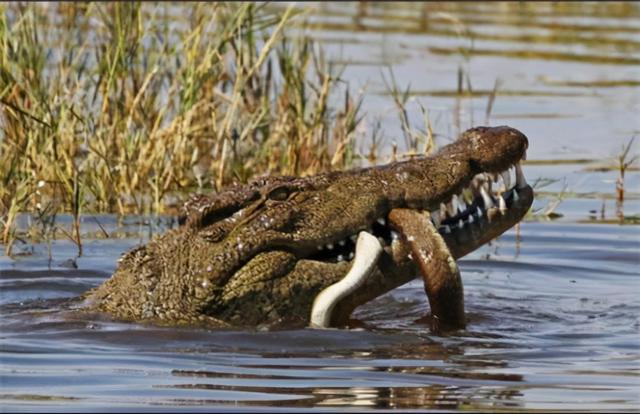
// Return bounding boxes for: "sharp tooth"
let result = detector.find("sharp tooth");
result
[348,252,354,260]
[376,217,386,226]
[468,214,474,223]
[480,186,494,208]
[500,170,511,191]
[498,195,507,213]
[476,206,483,217]
[493,171,506,194]
[513,190,520,202]
[338,240,346,246]
[337,254,344,262]
[317,245,324,250]
[431,211,441,227]
[458,197,467,214]
[448,196,458,217]
[501,169,511,190]
[326,243,334,250]
[391,230,400,241]
[443,225,451,234]
[515,162,527,189]
[458,219,464,228]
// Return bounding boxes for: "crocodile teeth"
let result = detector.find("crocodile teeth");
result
[513,190,520,202]
[326,243,334,250]
[337,254,344,262]
[482,172,494,191]
[448,196,458,217]
[348,252,354,260]
[338,240,346,247]
[317,245,324,250]
[480,186,494,208]
[391,230,400,241]
[350,234,357,243]
[476,206,483,217]
[501,169,511,191]
[443,225,451,234]
[458,219,465,228]
[458,197,467,214]
[515,162,527,189]
[376,217,386,226]
[498,194,507,213]
[468,214,474,223]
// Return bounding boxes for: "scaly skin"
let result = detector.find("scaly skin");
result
[81,126,533,329]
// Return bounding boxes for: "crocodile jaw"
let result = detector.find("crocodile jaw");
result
[320,180,533,328]
[304,161,533,265]
[305,163,533,328]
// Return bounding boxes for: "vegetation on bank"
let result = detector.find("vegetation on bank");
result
[1,3,635,257]
[0,3,372,255]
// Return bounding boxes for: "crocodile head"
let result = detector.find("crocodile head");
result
[84,126,533,329]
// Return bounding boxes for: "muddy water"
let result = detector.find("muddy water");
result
[2,2,640,412]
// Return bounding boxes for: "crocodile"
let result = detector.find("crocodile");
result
[81,126,533,331]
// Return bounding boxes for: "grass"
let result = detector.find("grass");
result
[616,136,638,203]
[0,3,364,256]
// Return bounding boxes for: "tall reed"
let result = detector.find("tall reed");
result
[0,3,363,255]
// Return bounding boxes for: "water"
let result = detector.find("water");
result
[1,221,639,411]
[287,2,640,162]
[2,2,640,412]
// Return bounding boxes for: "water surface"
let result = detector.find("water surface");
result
[1,220,639,411]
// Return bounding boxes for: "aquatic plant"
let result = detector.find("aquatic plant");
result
[0,3,363,255]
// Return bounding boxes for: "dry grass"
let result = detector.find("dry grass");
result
[0,3,364,255]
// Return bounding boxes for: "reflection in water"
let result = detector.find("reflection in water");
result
[162,378,524,409]
[616,199,625,224]
[161,339,525,409]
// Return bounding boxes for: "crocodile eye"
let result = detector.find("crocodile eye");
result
[267,186,290,201]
